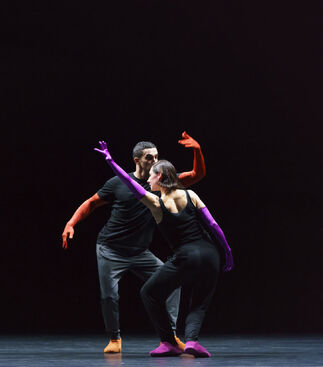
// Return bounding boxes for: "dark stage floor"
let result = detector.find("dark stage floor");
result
[0,334,322,366]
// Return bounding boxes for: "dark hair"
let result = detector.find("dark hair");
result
[132,141,156,159]
[152,160,184,193]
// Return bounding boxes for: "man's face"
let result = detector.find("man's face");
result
[136,148,159,173]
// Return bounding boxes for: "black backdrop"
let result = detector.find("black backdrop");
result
[2,0,322,334]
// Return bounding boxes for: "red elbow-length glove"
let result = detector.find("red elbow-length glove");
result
[178,131,206,187]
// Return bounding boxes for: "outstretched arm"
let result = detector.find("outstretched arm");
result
[94,141,160,215]
[178,131,206,187]
[62,193,107,249]
[188,190,234,272]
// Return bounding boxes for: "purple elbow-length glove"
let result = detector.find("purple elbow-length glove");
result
[94,141,147,200]
[198,207,234,272]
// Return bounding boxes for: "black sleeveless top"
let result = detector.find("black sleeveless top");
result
[157,190,208,251]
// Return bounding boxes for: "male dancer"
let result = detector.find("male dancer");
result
[62,132,206,353]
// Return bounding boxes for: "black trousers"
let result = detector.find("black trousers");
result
[96,244,181,339]
[140,241,220,343]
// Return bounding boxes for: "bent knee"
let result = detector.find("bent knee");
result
[140,283,149,299]
[140,282,157,300]
[101,294,119,303]
[141,282,168,303]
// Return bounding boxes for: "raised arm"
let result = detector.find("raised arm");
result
[178,131,206,187]
[188,190,234,272]
[94,141,160,215]
[62,193,108,249]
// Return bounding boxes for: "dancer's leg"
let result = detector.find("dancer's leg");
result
[183,244,220,358]
[96,244,130,340]
[140,259,182,344]
[184,276,217,341]
[131,250,181,333]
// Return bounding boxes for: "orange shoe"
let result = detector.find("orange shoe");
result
[174,335,185,351]
[104,338,122,353]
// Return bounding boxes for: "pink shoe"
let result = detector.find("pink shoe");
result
[150,342,182,357]
[184,341,211,358]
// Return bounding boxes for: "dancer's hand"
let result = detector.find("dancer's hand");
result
[223,250,234,272]
[62,223,74,249]
[178,131,200,150]
[94,141,112,161]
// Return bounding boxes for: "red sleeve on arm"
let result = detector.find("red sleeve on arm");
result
[177,131,206,188]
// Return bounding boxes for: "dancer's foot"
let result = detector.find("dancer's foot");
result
[104,338,122,353]
[184,341,211,357]
[150,342,182,357]
[174,335,185,351]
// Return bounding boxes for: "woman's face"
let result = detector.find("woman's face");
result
[147,168,161,191]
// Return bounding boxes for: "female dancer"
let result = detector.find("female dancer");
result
[95,141,233,358]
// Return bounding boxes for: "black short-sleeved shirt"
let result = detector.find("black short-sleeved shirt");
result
[96,173,156,256]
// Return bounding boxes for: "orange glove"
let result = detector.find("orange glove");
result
[178,131,201,150]
[61,194,107,249]
[178,131,206,187]
[62,223,74,249]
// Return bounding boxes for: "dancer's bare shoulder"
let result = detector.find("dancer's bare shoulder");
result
[187,190,206,209]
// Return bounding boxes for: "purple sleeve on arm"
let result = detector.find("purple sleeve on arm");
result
[197,207,231,254]
[198,206,234,271]
[107,159,147,200]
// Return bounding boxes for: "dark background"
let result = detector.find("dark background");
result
[2,0,322,334]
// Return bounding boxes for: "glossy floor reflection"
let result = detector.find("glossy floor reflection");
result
[0,334,322,366]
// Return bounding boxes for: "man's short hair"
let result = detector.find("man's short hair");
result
[132,141,156,159]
